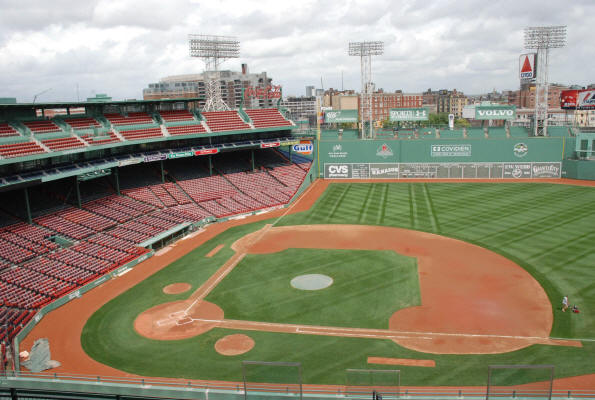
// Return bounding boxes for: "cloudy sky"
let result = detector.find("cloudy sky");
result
[0,0,593,102]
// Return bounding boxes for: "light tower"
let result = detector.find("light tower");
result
[349,41,384,139]
[524,26,566,136]
[189,34,240,112]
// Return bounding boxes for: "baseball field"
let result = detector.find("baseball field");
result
[25,179,595,387]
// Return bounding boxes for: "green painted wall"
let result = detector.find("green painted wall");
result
[319,138,565,165]
[562,160,595,180]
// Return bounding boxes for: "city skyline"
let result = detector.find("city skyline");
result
[0,0,593,103]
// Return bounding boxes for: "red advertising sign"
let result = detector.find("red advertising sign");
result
[194,148,219,156]
[244,85,282,99]
[260,142,280,148]
[577,89,595,110]
[560,90,578,109]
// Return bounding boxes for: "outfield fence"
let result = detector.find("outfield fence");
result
[1,371,595,400]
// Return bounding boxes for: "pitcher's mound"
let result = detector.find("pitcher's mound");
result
[163,283,191,294]
[215,334,255,356]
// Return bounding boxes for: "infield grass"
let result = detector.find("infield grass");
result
[206,248,419,328]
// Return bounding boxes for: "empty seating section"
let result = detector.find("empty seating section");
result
[177,175,237,202]
[162,204,209,222]
[0,231,50,255]
[226,171,290,204]
[82,198,136,223]
[0,268,74,297]
[202,111,251,132]
[268,164,307,193]
[0,155,313,346]
[41,136,87,151]
[105,112,154,126]
[23,258,95,285]
[80,130,121,145]
[0,123,19,137]
[64,117,101,130]
[150,185,178,207]
[56,207,116,231]
[0,141,46,158]
[118,127,163,141]
[245,108,293,128]
[122,187,164,208]
[197,200,231,218]
[23,120,62,134]
[34,214,95,240]
[70,242,131,264]
[87,233,138,254]
[159,110,195,122]
[0,238,35,264]
[106,226,152,244]
[166,124,207,135]
[0,281,49,308]
[47,248,112,274]
[6,223,58,252]
[163,183,192,204]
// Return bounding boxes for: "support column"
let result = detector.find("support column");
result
[113,167,120,195]
[251,149,255,171]
[208,155,213,176]
[160,160,165,183]
[74,177,82,208]
[289,145,293,163]
[23,187,32,224]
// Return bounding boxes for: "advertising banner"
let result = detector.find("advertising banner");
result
[118,158,142,167]
[194,148,219,156]
[531,162,561,178]
[431,144,472,157]
[519,53,536,80]
[323,162,561,179]
[261,142,281,148]
[475,105,516,120]
[369,163,400,178]
[577,90,595,110]
[324,109,358,123]
[167,151,193,159]
[144,154,167,162]
[324,163,352,179]
[292,141,313,154]
[503,163,532,178]
[389,108,429,121]
[560,90,578,109]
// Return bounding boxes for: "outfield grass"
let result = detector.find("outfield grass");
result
[206,248,419,329]
[82,182,595,385]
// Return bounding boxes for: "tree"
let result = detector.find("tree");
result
[428,113,448,125]
[455,118,470,128]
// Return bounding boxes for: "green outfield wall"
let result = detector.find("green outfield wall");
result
[319,138,568,179]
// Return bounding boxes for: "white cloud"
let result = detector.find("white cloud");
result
[0,0,593,101]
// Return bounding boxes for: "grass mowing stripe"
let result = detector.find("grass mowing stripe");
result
[408,183,416,229]
[358,184,375,223]
[423,183,439,233]
[327,184,351,221]
[378,183,389,225]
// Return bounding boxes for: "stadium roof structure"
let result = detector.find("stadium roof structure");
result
[0,97,203,111]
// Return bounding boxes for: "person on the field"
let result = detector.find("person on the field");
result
[572,305,580,313]
[562,296,569,312]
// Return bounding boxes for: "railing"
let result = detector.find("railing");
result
[2,371,595,400]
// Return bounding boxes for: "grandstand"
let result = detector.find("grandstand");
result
[0,97,312,372]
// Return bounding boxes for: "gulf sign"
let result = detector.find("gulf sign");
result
[519,53,536,80]
[194,148,218,156]
[292,141,313,155]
